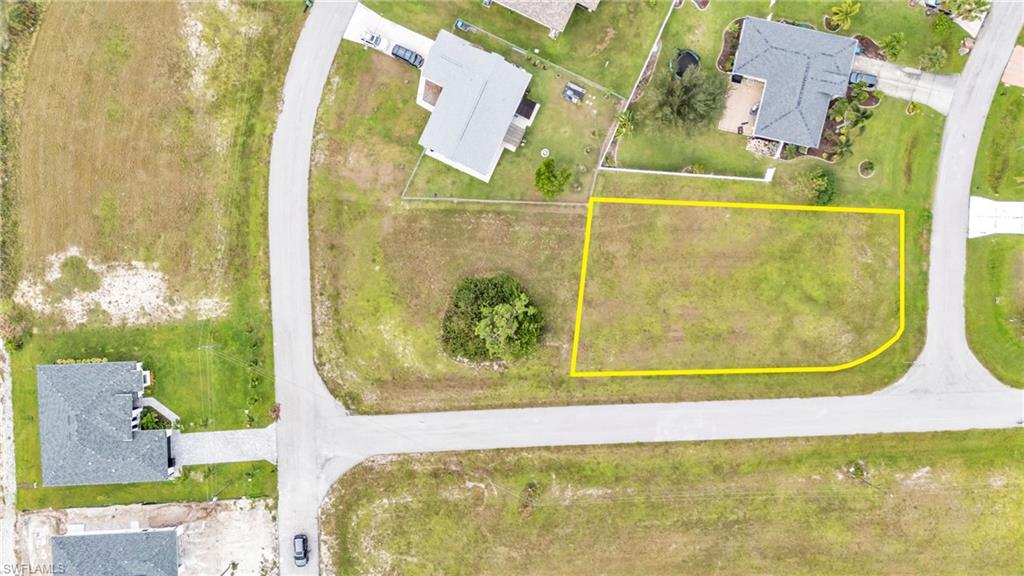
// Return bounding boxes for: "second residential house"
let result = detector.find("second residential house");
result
[416,30,539,182]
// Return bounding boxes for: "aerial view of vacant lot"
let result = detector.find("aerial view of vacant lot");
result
[574,200,901,374]
[2,1,298,508]
[324,429,1024,575]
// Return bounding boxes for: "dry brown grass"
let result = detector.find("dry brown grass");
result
[18,2,218,292]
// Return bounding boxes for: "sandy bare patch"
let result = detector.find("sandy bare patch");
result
[17,499,276,575]
[14,247,228,327]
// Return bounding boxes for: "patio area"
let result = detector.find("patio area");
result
[717,76,764,136]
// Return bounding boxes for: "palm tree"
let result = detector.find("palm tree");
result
[947,0,991,22]
[846,105,873,131]
[830,0,862,30]
[615,109,636,138]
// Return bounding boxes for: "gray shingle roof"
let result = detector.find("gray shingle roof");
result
[495,0,600,34]
[52,530,179,576]
[37,362,171,487]
[733,18,857,148]
[418,30,531,181]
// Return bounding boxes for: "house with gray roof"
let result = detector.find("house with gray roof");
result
[52,528,181,576]
[732,17,857,149]
[37,361,176,486]
[416,30,539,182]
[494,0,601,37]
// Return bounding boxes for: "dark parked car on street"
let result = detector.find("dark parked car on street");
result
[391,44,424,68]
[293,534,309,567]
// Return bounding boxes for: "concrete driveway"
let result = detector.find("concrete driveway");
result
[172,426,277,467]
[969,196,1024,237]
[852,55,958,115]
[342,3,434,58]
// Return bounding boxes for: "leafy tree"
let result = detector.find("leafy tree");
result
[474,292,542,361]
[614,109,636,138]
[535,158,572,200]
[918,45,948,71]
[946,0,991,21]
[646,67,727,130]
[441,275,544,362]
[799,168,838,205]
[829,0,861,30]
[879,32,906,59]
[6,1,41,37]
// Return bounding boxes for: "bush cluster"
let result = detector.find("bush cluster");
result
[441,275,544,362]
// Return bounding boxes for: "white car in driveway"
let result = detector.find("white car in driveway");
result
[360,31,389,52]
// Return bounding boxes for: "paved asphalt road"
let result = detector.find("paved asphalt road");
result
[267,3,1024,572]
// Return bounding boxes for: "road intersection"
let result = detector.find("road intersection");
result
[268,2,1024,573]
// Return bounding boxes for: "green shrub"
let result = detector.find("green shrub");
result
[535,158,572,200]
[879,32,907,59]
[441,275,544,362]
[918,46,948,72]
[5,0,41,38]
[800,168,838,205]
[933,13,954,34]
[139,407,171,430]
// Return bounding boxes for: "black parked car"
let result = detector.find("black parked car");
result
[293,534,309,567]
[391,44,424,68]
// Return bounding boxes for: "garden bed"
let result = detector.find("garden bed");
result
[716,18,743,72]
[856,35,887,61]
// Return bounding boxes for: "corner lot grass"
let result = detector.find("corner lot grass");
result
[970,85,1024,199]
[362,0,667,95]
[7,2,301,508]
[575,202,900,373]
[313,44,943,413]
[614,0,771,176]
[772,0,970,74]
[404,29,619,202]
[324,429,1024,575]
[966,236,1024,388]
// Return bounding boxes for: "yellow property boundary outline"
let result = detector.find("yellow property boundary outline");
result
[569,197,906,378]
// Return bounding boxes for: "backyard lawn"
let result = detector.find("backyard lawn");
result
[966,236,1024,389]
[4,1,301,507]
[324,429,1024,575]
[574,201,901,373]
[362,0,667,95]
[614,0,771,176]
[312,39,945,413]
[773,0,971,74]
[970,85,1024,200]
[404,28,620,202]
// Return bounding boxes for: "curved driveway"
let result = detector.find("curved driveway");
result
[268,3,1024,573]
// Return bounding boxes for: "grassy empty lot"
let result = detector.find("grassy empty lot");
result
[970,85,1024,200]
[966,236,1024,389]
[324,429,1024,575]
[6,1,302,508]
[574,201,901,373]
[312,44,943,413]
[615,0,771,176]
[773,0,970,74]
[404,29,619,202]
[362,0,667,95]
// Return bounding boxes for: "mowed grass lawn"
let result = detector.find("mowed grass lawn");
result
[574,202,900,373]
[772,0,970,74]
[7,2,301,507]
[313,43,942,413]
[970,85,1024,199]
[966,236,1024,389]
[404,29,619,202]
[324,430,1024,575]
[615,0,772,176]
[362,0,667,95]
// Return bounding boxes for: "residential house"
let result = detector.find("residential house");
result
[36,361,176,487]
[51,528,181,576]
[731,17,857,149]
[416,30,539,182]
[494,0,601,37]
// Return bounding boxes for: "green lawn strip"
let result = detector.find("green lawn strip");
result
[576,203,900,372]
[325,429,1024,575]
[772,0,970,74]
[615,0,772,176]
[970,85,1024,199]
[403,28,619,202]
[362,0,667,95]
[966,236,1024,388]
